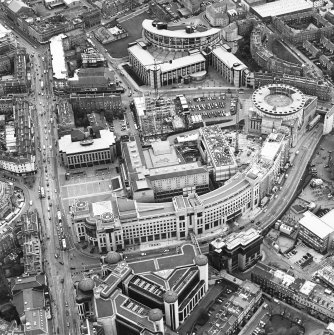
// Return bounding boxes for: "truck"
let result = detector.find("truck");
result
[62,238,67,250]
[41,81,44,90]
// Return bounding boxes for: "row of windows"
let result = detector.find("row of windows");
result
[67,150,111,164]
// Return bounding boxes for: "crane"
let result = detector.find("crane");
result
[146,58,173,99]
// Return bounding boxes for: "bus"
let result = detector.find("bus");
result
[40,81,44,90]
[62,238,67,250]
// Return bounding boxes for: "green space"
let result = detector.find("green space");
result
[105,12,152,58]
[271,40,302,65]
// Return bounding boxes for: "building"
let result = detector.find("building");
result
[252,262,334,322]
[93,24,128,45]
[299,210,334,253]
[0,181,14,220]
[253,72,332,101]
[73,165,261,252]
[250,24,305,76]
[11,274,48,334]
[69,93,122,117]
[0,100,36,175]
[58,128,116,169]
[206,2,230,27]
[211,46,250,87]
[272,11,334,45]
[101,0,133,18]
[248,83,317,147]
[250,0,313,21]
[122,139,210,202]
[0,23,16,75]
[74,253,208,333]
[81,48,106,68]
[0,225,18,262]
[128,43,206,88]
[209,228,263,272]
[67,67,117,93]
[204,279,262,335]
[20,211,42,276]
[181,0,201,14]
[198,126,238,182]
[57,99,75,137]
[142,19,221,51]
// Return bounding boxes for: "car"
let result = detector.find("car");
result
[59,261,64,265]
[65,301,68,307]
[67,322,70,327]
[163,249,169,253]
[55,189,57,193]
[29,200,33,206]
[141,252,147,256]
[54,254,59,259]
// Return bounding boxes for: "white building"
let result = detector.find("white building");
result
[49,34,67,90]
[59,128,116,169]
[128,43,206,88]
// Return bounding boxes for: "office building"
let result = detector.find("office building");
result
[211,46,250,87]
[58,128,116,169]
[73,165,260,252]
[128,43,206,88]
[142,19,221,51]
[299,210,334,253]
[122,139,209,202]
[252,262,334,322]
[75,253,208,333]
[209,228,263,272]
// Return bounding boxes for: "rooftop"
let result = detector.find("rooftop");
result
[50,34,67,80]
[58,129,115,155]
[212,46,247,70]
[252,0,313,19]
[299,211,334,239]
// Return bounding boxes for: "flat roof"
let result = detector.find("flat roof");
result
[212,47,247,70]
[252,0,313,19]
[321,209,334,230]
[142,19,221,39]
[128,44,205,72]
[299,211,334,239]
[59,129,115,155]
[92,201,112,216]
[50,34,67,80]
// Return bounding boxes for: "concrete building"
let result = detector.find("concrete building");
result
[58,128,116,169]
[101,0,133,18]
[252,262,334,322]
[128,43,206,88]
[211,46,250,87]
[299,210,334,253]
[0,181,14,220]
[74,254,208,333]
[209,228,263,272]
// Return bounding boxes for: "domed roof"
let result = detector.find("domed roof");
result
[78,278,94,292]
[105,251,121,264]
[163,290,178,303]
[148,308,163,322]
[195,254,208,266]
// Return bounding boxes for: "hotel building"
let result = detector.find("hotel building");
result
[58,128,116,169]
[209,228,263,272]
[252,262,334,322]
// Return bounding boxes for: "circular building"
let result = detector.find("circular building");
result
[104,251,121,264]
[252,84,305,122]
[78,278,94,292]
[142,19,221,51]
